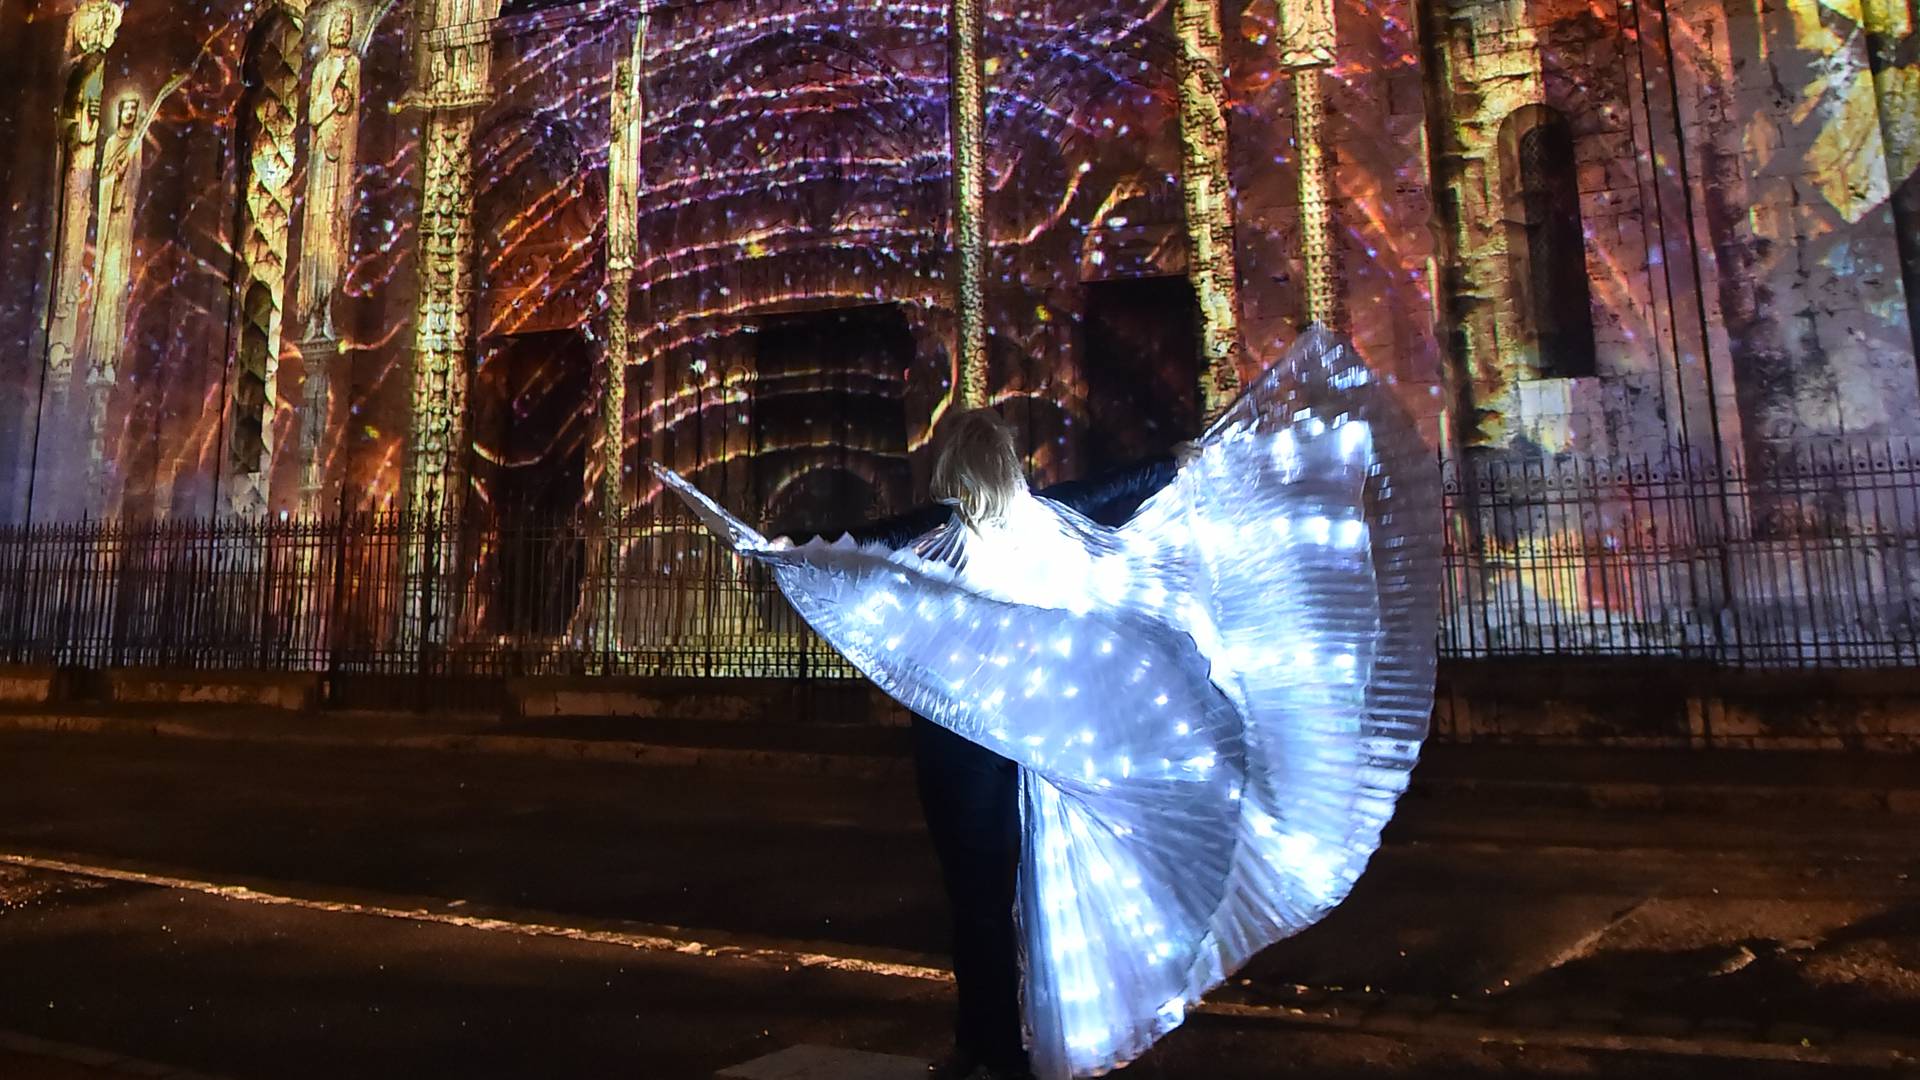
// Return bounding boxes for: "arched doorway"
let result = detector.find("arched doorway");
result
[469,328,591,638]
[749,303,915,539]
[1078,275,1201,475]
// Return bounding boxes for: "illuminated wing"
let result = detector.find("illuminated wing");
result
[652,326,1440,1079]
[651,463,1247,1075]
[1124,327,1443,992]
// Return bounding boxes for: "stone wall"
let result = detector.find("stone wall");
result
[6,0,1445,523]
[1426,0,1920,466]
[0,0,1913,533]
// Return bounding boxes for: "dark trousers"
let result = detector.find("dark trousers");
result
[912,715,1026,1070]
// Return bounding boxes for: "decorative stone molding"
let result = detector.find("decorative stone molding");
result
[1173,0,1242,417]
[1280,0,1338,330]
[226,16,304,516]
[948,0,988,409]
[404,0,499,516]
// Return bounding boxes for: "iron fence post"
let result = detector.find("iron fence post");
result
[327,485,351,702]
[419,493,440,680]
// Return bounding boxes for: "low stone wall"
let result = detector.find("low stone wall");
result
[0,665,319,711]
[1435,660,1920,750]
[510,676,910,727]
[3,661,1914,748]
[103,668,320,711]
[0,665,59,705]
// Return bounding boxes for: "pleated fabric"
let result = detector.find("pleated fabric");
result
[653,327,1441,1078]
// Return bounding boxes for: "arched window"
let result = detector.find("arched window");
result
[1500,106,1597,380]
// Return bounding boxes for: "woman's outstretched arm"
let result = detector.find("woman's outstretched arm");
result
[1037,453,1181,527]
[779,502,956,551]
[779,446,1187,545]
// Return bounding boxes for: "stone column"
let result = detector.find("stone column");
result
[603,32,644,517]
[1173,0,1243,417]
[296,335,341,508]
[294,0,371,514]
[402,0,496,649]
[583,26,646,661]
[225,10,304,517]
[948,0,988,409]
[1278,0,1339,328]
[405,5,495,518]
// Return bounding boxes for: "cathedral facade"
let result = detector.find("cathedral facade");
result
[0,0,1914,537]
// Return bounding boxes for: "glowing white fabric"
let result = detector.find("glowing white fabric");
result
[654,328,1442,1078]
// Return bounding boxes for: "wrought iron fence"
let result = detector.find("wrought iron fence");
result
[3,442,1920,677]
[1441,440,1920,667]
[0,506,853,679]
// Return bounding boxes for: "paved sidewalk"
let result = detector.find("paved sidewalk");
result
[0,1029,232,1079]
[3,854,1915,1079]
[1,726,1914,1078]
[0,703,1913,814]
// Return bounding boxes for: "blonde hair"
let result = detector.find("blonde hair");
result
[931,408,1025,529]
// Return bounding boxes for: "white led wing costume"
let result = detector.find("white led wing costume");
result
[653,328,1442,1078]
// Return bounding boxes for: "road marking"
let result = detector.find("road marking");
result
[719,1045,930,1079]
[3,851,1915,1071]
[0,851,950,983]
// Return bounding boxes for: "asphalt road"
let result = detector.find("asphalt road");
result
[0,730,1914,1078]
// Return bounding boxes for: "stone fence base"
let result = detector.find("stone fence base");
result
[1437,660,1920,750]
[0,665,318,711]
[0,660,1913,750]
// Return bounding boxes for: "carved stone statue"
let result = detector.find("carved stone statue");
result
[86,91,151,382]
[296,4,361,340]
[606,58,640,273]
[79,86,169,517]
[1277,0,1337,68]
[68,0,123,57]
[46,65,104,385]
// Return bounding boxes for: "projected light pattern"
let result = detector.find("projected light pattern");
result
[0,0,1915,656]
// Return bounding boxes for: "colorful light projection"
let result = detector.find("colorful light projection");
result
[0,0,1914,549]
[1425,0,1920,462]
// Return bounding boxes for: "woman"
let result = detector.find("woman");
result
[779,412,1185,1080]
[656,328,1442,1078]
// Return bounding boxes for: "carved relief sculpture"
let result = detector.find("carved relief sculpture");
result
[82,84,176,510]
[948,0,988,408]
[1278,0,1339,326]
[602,42,643,515]
[67,0,123,56]
[292,4,366,511]
[1174,0,1244,416]
[1276,0,1336,69]
[78,73,185,515]
[405,0,499,518]
[88,93,148,388]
